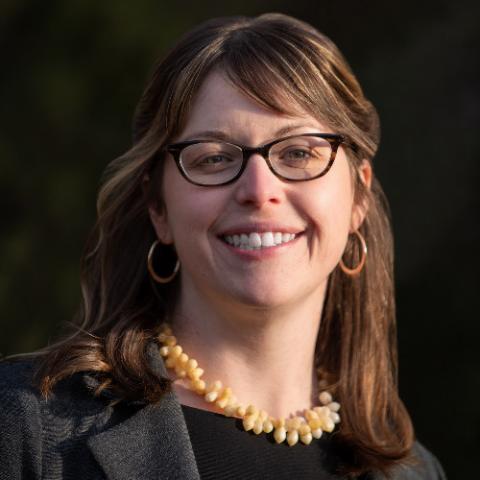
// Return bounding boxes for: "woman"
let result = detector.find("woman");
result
[0,13,446,480]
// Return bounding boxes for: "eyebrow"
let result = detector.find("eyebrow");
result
[179,124,319,144]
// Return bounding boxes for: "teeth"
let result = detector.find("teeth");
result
[223,231,297,249]
[250,233,262,248]
[261,232,275,247]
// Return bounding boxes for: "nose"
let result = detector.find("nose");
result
[233,153,285,207]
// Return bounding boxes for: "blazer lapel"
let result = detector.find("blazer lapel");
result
[86,343,201,480]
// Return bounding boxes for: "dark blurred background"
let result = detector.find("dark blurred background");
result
[1,0,478,476]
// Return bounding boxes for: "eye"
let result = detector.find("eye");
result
[189,154,237,170]
[180,142,241,171]
[197,155,234,165]
[278,147,314,167]
[283,148,311,160]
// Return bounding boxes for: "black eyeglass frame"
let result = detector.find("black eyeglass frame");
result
[164,133,357,187]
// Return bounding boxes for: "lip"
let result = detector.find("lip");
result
[217,222,304,237]
[215,221,304,259]
[217,232,301,259]
[218,234,302,260]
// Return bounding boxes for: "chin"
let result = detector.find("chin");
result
[224,284,295,311]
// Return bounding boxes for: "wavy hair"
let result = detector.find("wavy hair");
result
[26,13,412,475]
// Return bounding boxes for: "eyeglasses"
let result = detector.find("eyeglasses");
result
[165,133,355,187]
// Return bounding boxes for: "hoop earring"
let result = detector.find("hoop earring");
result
[339,230,367,276]
[147,240,180,283]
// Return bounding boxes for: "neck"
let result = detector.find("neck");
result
[168,280,327,419]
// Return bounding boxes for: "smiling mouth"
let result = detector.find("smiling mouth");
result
[220,231,299,250]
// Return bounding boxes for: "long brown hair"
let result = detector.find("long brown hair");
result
[27,13,413,475]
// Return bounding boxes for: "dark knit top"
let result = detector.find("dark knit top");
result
[182,404,350,480]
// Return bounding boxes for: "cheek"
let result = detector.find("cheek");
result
[161,168,221,250]
[305,163,354,263]
[312,195,352,259]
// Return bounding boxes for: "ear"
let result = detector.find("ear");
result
[149,205,174,245]
[350,160,372,232]
[144,174,174,245]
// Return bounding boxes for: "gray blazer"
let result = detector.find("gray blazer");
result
[0,343,446,480]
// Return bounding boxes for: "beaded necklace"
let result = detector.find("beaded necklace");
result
[158,324,340,446]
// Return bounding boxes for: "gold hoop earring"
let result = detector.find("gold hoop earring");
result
[147,240,180,283]
[339,230,367,276]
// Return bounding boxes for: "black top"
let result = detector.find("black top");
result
[182,404,352,480]
[181,405,447,480]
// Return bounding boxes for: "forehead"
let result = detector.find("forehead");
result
[176,70,330,144]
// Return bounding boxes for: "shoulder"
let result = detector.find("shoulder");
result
[384,441,447,480]
[0,358,45,479]
[411,441,446,479]
[0,356,115,422]
[0,358,43,422]
[0,356,37,387]
[0,357,123,479]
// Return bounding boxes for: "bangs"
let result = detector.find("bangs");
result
[221,41,308,117]
[220,27,333,121]
[160,14,378,160]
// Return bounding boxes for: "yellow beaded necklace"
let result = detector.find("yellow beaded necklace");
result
[158,324,341,447]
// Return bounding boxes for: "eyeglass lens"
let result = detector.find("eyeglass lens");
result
[179,135,333,185]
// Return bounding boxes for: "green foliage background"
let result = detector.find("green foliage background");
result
[1,0,479,476]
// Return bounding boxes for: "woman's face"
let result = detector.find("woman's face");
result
[149,71,370,310]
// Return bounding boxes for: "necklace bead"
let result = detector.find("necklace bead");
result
[158,324,341,446]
